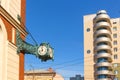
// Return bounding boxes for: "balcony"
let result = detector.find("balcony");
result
[94,45,111,52]
[94,53,112,61]
[95,70,112,75]
[93,14,110,24]
[94,31,111,40]
[94,29,111,37]
[95,62,112,68]
[94,22,111,32]
[94,37,112,47]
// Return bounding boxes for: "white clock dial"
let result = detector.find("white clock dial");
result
[38,46,47,55]
[49,48,53,58]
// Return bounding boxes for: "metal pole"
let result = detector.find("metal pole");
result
[30,64,34,80]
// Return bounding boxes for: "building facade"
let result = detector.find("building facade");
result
[84,10,120,80]
[0,0,26,80]
[53,73,64,80]
[24,68,64,80]
[70,75,84,80]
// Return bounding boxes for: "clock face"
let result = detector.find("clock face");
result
[38,46,47,56]
[49,48,53,58]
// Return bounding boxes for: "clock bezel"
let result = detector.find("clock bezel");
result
[38,45,47,56]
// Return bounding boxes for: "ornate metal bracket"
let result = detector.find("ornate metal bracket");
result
[16,30,54,61]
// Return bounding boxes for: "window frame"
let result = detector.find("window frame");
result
[113,34,117,38]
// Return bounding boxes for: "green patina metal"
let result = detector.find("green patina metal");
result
[16,30,54,61]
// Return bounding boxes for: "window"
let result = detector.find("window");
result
[114,70,119,74]
[97,75,107,79]
[113,34,117,38]
[113,41,117,45]
[97,58,108,63]
[113,22,117,24]
[114,48,117,52]
[97,67,108,71]
[86,28,90,32]
[87,50,91,54]
[114,63,118,67]
[114,54,118,59]
[114,77,118,80]
[113,27,117,31]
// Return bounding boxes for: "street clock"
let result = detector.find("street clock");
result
[38,45,47,56]
[16,31,54,61]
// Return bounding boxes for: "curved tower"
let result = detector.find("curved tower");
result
[93,10,112,80]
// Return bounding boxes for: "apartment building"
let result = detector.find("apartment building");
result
[70,75,84,80]
[84,10,120,80]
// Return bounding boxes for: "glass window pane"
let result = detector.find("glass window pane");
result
[113,27,117,31]
[113,22,117,24]
[114,48,117,52]
[113,41,117,45]
[113,34,117,38]
[114,54,118,59]
[114,63,118,67]
[114,70,118,74]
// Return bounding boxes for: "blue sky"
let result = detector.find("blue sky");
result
[25,0,120,80]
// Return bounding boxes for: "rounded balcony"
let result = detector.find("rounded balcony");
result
[93,14,110,24]
[94,49,112,55]
[94,41,112,48]
[94,45,111,52]
[94,37,111,44]
[95,62,112,68]
[94,37,111,47]
[95,70,112,75]
[94,31,112,40]
[94,53,112,61]
[97,10,107,15]
[94,29,111,37]
[94,22,111,32]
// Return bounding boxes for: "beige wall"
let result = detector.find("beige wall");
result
[53,74,64,80]
[0,19,7,80]
[7,41,19,80]
[24,75,53,80]
[24,73,54,80]
[84,14,95,80]
[1,0,21,23]
[24,69,64,80]
[0,20,5,80]
[24,73,64,80]
[0,19,19,80]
